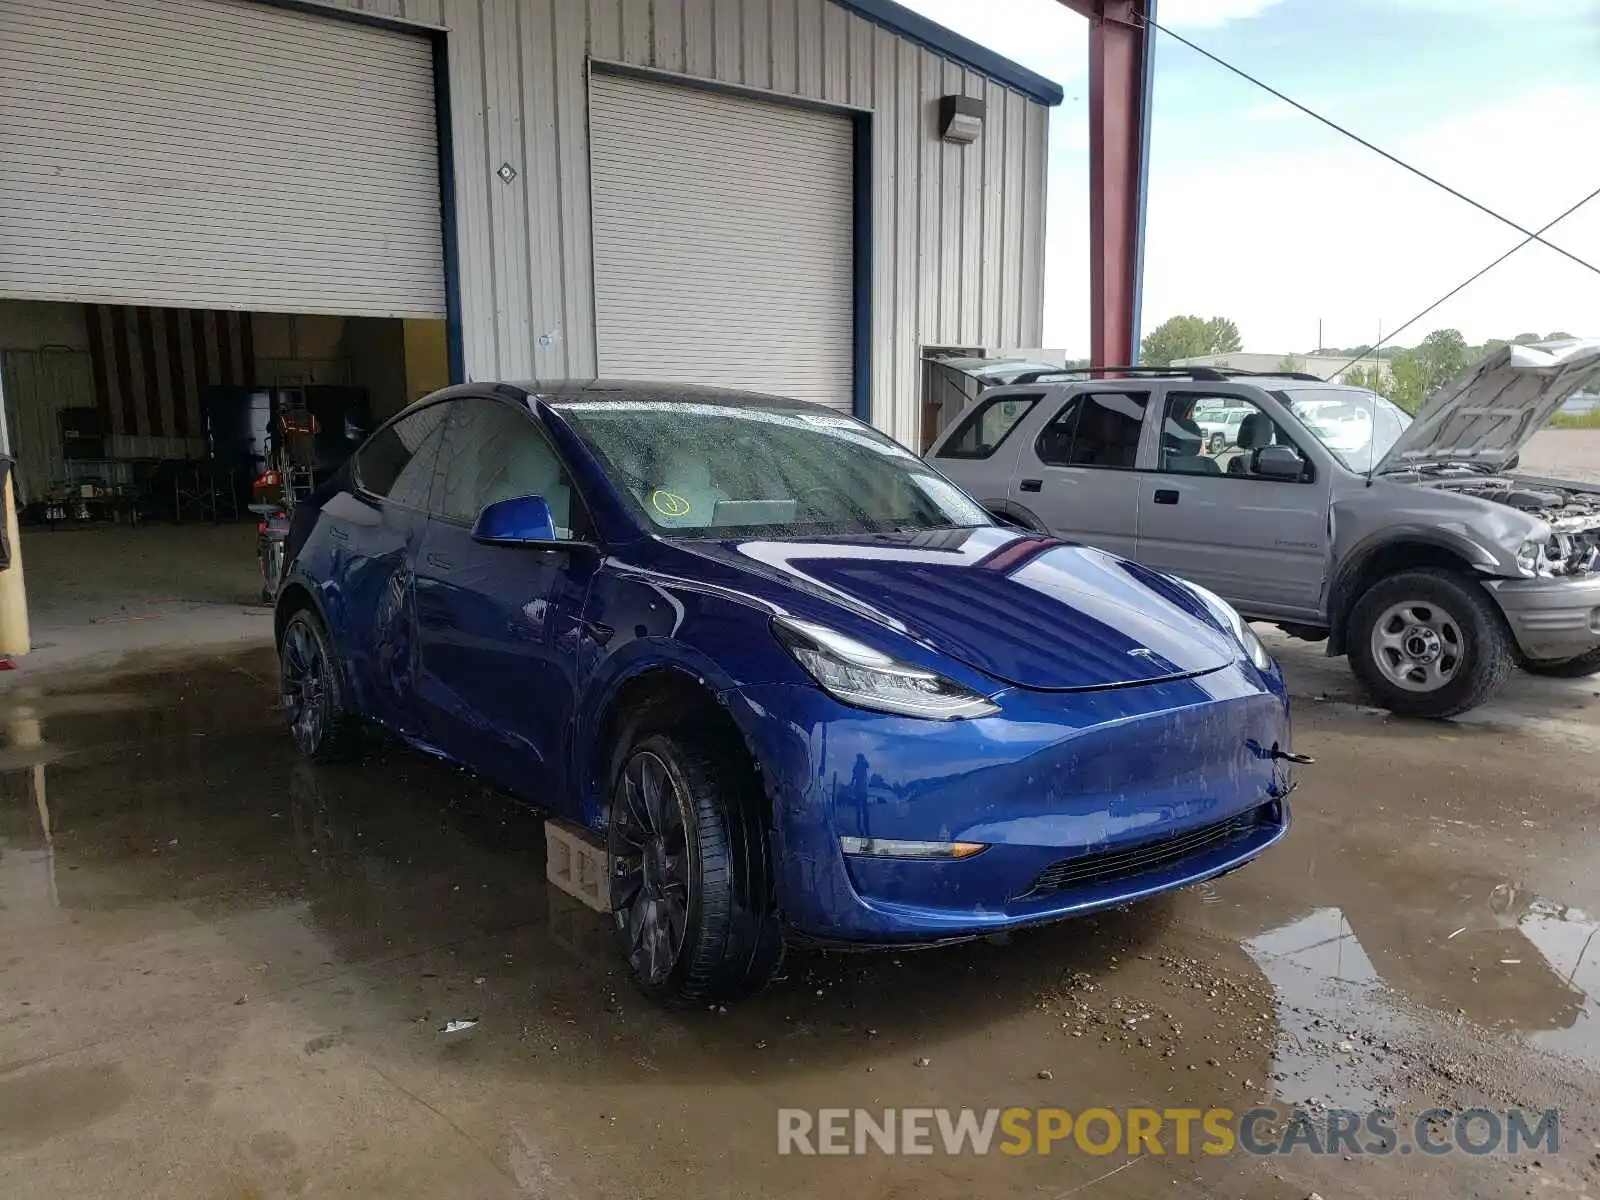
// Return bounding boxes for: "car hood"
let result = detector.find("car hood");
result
[673,528,1240,691]
[1374,338,1600,474]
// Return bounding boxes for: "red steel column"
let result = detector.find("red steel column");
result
[1058,1,1151,367]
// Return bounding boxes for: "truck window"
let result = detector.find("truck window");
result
[936,394,1041,460]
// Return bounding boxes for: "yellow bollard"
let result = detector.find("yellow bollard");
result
[0,471,31,657]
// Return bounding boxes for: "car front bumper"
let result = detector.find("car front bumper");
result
[730,662,1295,942]
[1484,574,1600,661]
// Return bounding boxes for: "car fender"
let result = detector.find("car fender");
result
[565,567,804,829]
[1324,525,1501,654]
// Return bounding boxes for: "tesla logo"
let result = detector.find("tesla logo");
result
[1127,647,1161,661]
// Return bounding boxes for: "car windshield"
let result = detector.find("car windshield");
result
[1282,387,1411,471]
[555,398,993,537]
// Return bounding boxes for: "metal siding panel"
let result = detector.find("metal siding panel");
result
[938,60,964,342]
[522,0,567,378]
[846,8,874,109]
[870,25,899,438]
[795,0,824,98]
[1021,101,1049,346]
[554,0,597,377]
[891,33,920,445]
[711,0,744,82]
[0,0,445,317]
[683,0,714,78]
[820,0,849,105]
[741,0,770,89]
[915,47,941,346]
[769,0,798,94]
[956,71,984,342]
[654,0,686,72]
[589,0,622,60]
[618,0,653,64]
[485,0,531,377]
[978,80,1006,348]
[589,75,853,409]
[999,89,1026,345]
[449,1,499,378]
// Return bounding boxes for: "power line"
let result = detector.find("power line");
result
[1145,17,1600,281]
[1325,182,1600,381]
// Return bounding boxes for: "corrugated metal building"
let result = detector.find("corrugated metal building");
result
[1,0,1059,463]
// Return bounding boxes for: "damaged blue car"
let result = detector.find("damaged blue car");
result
[274,381,1296,1005]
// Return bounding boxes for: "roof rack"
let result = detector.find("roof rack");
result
[1003,365,1327,385]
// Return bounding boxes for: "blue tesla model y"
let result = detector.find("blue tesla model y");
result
[275,381,1297,1005]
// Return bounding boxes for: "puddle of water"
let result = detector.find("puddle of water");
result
[1243,906,1412,1110]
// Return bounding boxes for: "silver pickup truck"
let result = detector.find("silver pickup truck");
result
[927,340,1600,718]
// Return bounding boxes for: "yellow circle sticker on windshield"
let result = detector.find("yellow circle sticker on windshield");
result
[650,490,691,518]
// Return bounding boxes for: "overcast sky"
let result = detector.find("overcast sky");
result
[899,0,1600,357]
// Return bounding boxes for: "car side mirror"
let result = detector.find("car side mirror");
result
[1255,445,1307,481]
[472,494,557,544]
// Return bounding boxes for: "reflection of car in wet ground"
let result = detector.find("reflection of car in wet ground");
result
[272,381,1296,1004]
[931,341,1600,718]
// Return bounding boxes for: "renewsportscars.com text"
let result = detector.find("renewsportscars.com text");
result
[777,1106,1560,1158]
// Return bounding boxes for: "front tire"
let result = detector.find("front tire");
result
[1347,569,1513,718]
[608,730,782,1007]
[1522,646,1600,678]
[1209,433,1225,455]
[279,609,359,761]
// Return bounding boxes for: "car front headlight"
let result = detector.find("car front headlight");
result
[771,616,999,720]
[1184,583,1274,673]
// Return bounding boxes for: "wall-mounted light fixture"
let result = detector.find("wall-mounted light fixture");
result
[938,95,986,145]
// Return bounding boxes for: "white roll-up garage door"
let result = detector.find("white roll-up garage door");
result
[590,74,855,412]
[0,0,445,318]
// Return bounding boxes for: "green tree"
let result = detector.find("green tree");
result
[1341,363,1388,395]
[1418,328,1470,381]
[1388,349,1432,415]
[1547,331,1574,341]
[1513,332,1543,345]
[1139,315,1243,367]
[1277,354,1306,374]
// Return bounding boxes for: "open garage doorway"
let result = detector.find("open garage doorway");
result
[0,299,447,640]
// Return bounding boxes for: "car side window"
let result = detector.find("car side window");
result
[1034,391,1148,470]
[936,394,1041,459]
[354,402,450,508]
[1160,393,1308,480]
[433,398,593,539]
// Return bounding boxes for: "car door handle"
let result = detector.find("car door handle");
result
[1019,478,1042,493]
[425,552,454,570]
[1153,489,1180,505]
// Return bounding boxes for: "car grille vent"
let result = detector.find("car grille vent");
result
[1018,804,1274,900]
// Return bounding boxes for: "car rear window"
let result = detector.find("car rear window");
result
[936,394,1041,460]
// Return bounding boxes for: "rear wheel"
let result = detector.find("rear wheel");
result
[1347,569,1512,718]
[1208,432,1225,455]
[1522,647,1600,678]
[607,730,782,1007]
[279,609,359,761]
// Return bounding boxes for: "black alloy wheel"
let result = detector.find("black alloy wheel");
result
[610,746,692,987]
[279,609,357,761]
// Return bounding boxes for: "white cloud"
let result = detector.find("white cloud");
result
[1158,0,1287,28]
[1120,84,1600,355]
[896,0,1086,81]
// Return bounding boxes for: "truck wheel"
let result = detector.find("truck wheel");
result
[1347,569,1513,718]
[608,730,783,1007]
[1209,433,1225,455]
[1522,647,1600,678]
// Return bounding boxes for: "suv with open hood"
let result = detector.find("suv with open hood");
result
[928,339,1600,718]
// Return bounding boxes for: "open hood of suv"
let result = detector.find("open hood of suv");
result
[1373,338,1600,475]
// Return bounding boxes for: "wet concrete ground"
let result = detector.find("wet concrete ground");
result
[2,644,1599,1198]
